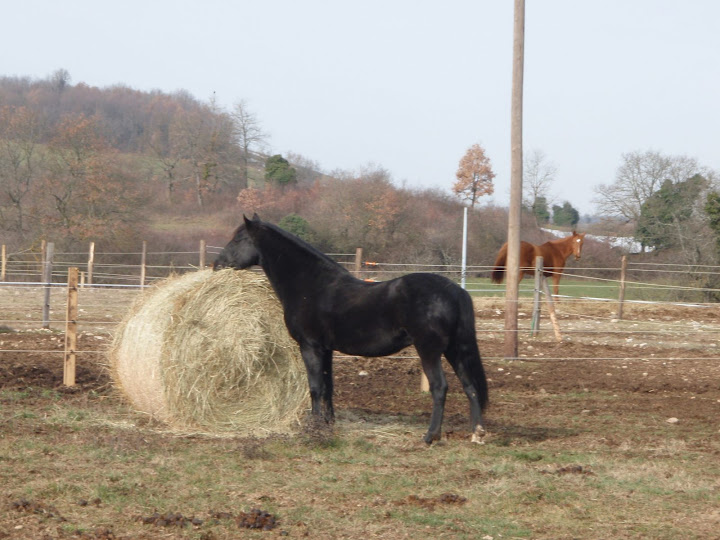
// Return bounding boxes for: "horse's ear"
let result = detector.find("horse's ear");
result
[243,214,253,228]
[242,213,260,225]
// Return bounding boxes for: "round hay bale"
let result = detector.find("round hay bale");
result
[108,269,308,436]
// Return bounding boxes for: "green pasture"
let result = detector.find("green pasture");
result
[463,277,712,304]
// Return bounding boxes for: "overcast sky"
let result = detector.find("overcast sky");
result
[2,1,718,215]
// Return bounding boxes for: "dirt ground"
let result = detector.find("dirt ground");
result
[2,299,720,539]
[2,301,719,435]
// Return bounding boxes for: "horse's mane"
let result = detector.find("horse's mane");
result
[257,220,350,275]
[542,231,581,251]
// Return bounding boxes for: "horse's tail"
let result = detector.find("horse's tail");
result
[455,290,489,411]
[491,244,508,284]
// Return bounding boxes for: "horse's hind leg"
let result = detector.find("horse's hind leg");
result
[417,345,448,444]
[445,342,487,444]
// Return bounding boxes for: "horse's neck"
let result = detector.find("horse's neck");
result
[550,237,574,260]
[259,237,347,305]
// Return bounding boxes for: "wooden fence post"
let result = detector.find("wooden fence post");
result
[199,239,206,269]
[531,256,543,336]
[87,242,95,287]
[354,248,362,277]
[617,255,627,320]
[140,241,147,287]
[64,267,79,387]
[1,244,6,281]
[42,242,54,329]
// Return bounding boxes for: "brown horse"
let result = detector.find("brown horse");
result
[491,231,586,296]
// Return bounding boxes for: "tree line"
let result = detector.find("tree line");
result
[594,151,719,262]
[453,144,582,228]
[0,71,314,250]
[0,72,511,267]
[2,71,719,294]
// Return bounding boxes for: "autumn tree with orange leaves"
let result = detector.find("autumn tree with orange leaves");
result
[41,114,142,245]
[453,144,495,208]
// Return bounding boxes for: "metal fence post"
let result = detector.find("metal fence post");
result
[42,242,54,329]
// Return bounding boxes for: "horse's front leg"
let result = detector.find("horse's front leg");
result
[419,350,448,444]
[553,274,560,297]
[300,343,335,425]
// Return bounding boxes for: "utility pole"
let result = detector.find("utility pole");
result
[461,207,468,289]
[504,0,525,358]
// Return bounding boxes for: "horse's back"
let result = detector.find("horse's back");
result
[537,241,564,271]
[519,241,539,269]
[325,273,468,357]
[392,272,467,302]
[493,241,539,281]
[391,273,474,331]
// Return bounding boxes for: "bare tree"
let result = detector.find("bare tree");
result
[230,100,267,190]
[49,68,71,93]
[594,150,705,223]
[523,148,556,210]
[167,99,235,208]
[285,152,322,185]
[0,106,43,234]
[147,125,184,204]
[453,144,495,208]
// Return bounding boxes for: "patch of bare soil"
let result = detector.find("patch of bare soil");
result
[1,301,718,436]
[393,492,467,511]
[0,331,110,393]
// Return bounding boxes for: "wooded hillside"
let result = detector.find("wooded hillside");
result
[0,72,519,267]
[2,72,717,279]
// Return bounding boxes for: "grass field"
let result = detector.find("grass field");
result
[1,283,719,538]
[2,299,720,538]
[2,357,719,540]
[464,277,712,305]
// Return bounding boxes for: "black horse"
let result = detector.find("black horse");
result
[214,215,489,444]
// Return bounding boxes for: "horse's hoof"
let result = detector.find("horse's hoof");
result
[301,419,335,446]
[470,425,486,445]
[423,432,440,445]
[303,415,333,435]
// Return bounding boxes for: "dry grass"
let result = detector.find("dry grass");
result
[1,382,718,539]
[2,287,720,538]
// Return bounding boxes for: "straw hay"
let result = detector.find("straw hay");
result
[108,269,308,436]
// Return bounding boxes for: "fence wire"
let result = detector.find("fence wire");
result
[2,249,720,364]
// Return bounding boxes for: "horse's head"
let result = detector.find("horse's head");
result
[213,216,261,270]
[571,231,586,261]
